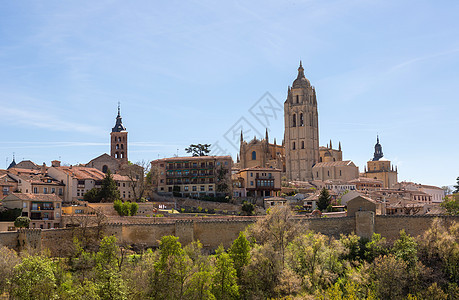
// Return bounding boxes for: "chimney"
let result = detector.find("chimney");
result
[51,160,61,167]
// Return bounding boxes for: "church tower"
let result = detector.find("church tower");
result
[110,104,128,164]
[284,61,319,181]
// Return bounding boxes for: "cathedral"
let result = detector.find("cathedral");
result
[238,61,324,181]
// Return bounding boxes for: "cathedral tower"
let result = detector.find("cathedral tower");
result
[110,104,128,164]
[284,61,319,181]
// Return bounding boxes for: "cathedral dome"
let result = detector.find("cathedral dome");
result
[292,61,310,88]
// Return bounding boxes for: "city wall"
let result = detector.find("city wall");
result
[0,215,458,255]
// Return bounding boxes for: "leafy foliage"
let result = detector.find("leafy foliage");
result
[318,187,331,211]
[14,216,30,228]
[113,200,138,216]
[241,201,255,216]
[185,144,211,157]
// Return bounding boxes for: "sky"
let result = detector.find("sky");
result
[0,0,458,187]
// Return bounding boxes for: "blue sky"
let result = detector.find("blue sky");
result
[0,0,458,187]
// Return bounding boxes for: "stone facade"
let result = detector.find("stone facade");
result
[284,62,319,181]
[238,130,285,171]
[312,160,359,182]
[362,137,398,188]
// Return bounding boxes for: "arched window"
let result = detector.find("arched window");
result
[301,141,304,149]
[115,152,119,158]
[292,142,296,150]
[296,95,299,103]
[300,113,304,126]
[121,144,124,149]
[252,151,256,160]
[102,165,108,173]
[292,114,296,127]
[121,152,124,159]
[320,157,323,162]
[116,144,119,150]
[118,137,121,142]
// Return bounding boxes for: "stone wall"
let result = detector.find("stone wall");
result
[375,215,458,241]
[0,215,458,255]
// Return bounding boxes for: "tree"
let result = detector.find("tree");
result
[114,200,139,216]
[216,165,230,195]
[211,246,239,300]
[0,246,19,295]
[10,255,57,300]
[371,254,409,299]
[185,144,211,157]
[317,188,331,211]
[121,161,150,201]
[83,187,101,203]
[229,232,251,280]
[14,216,30,228]
[99,170,120,202]
[454,176,459,194]
[241,201,254,216]
[247,205,299,268]
[440,194,459,215]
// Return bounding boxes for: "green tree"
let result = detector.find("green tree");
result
[241,201,255,216]
[99,170,120,202]
[10,255,57,300]
[392,230,418,268]
[371,254,409,299]
[440,194,459,215]
[454,176,459,193]
[0,246,19,296]
[317,188,331,211]
[211,246,239,300]
[229,232,251,280]
[129,202,139,216]
[14,216,30,228]
[185,144,211,156]
[151,236,193,299]
[84,187,101,203]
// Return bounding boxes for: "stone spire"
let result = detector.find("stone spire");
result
[292,60,311,88]
[240,130,244,145]
[338,141,341,151]
[7,153,16,169]
[265,128,269,143]
[112,103,127,132]
[372,135,384,161]
[329,139,332,149]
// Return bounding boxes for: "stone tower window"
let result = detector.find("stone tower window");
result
[301,141,304,149]
[300,113,304,126]
[292,114,296,127]
[102,165,108,173]
[296,95,299,103]
[252,151,256,160]
[292,142,296,150]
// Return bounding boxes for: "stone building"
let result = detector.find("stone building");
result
[2,193,63,229]
[237,130,285,171]
[284,61,319,181]
[232,166,282,198]
[319,140,342,162]
[151,156,232,198]
[312,160,359,182]
[362,136,398,188]
[110,104,128,165]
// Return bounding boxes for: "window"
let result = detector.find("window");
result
[43,188,48,194]
[184,186,189,191]
[292,142,296,150]
[59,188,63,196]
[250,181,254,186]
[192,186,197,191]
[51,188,55,194]
[300,113,304,126]
[339,170,342,176]
[250,172,253,177]
[292,114,296,127]
[33,187,38,194]
[301,141,304,149]
[208,185,213,191]
[23,202,27,208]
[252,151,256,160]
[327,171,330,176]
[296,95,299,103]
[102,165,108,173]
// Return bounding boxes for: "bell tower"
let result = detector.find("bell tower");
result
[284,61,319,181]
[110,103,128,164]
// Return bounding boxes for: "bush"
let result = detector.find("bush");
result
[14,216,30,228]
[113,200,138,216]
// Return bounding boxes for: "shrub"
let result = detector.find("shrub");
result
[14,216,30,228]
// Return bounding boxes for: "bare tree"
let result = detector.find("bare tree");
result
[121,160,152,201]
